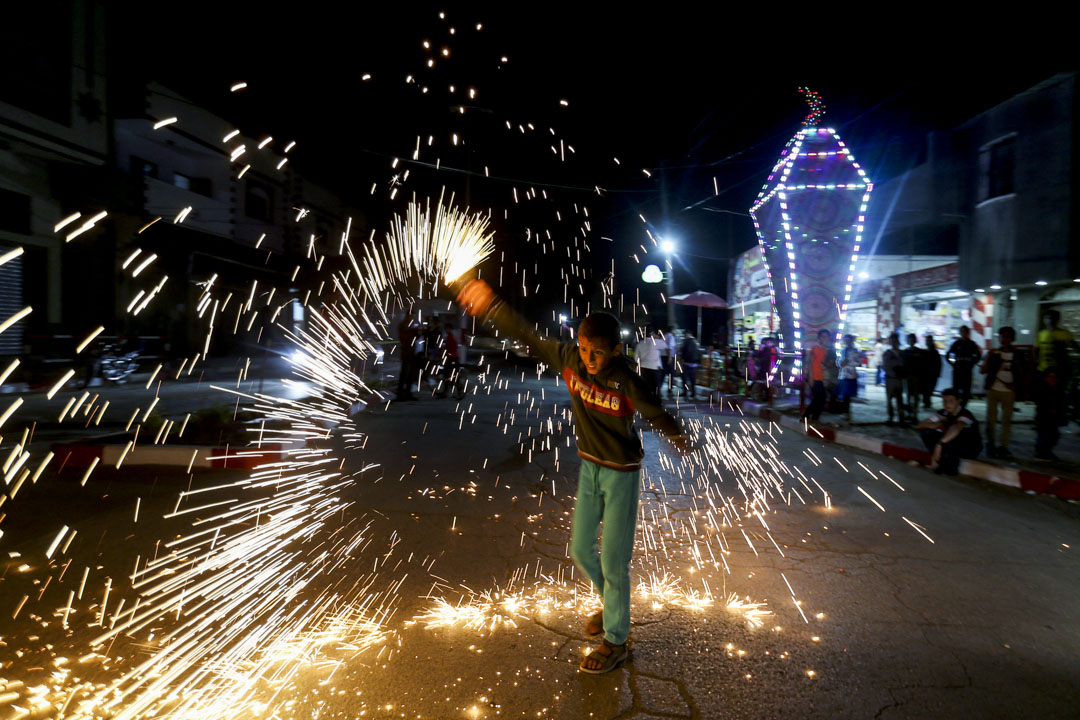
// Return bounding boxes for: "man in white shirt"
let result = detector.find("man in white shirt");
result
[634,329,663,397]
[979,326,1028,459]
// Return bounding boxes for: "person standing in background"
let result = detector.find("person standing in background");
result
[664,327,678,397]
[634,328,663,397]
[980,326,1026,460]
[874,336,886,386]
[946,326,982,407]
[680,331,702,400]
[922,334,942,409]
[902,333,925,424]
[658,326,676,398]
[838,334,860,421]
[883,333,905,425]
[1034,309,1077,460]
[802,329,833,422]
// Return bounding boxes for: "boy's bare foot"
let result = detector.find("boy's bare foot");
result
[579,639,628,674]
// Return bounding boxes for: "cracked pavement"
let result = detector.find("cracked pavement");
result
[2,366,1078,718]
[305,371,1080,718]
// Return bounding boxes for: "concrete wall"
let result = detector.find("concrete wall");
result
[960,74,1077,289]
[862,130,965,259]
[0,0,108,347]
[115,83,363,258]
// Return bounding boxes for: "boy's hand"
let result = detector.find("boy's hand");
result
[457,279,496,318]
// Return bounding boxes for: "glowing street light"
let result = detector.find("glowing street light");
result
[641,264,663,284]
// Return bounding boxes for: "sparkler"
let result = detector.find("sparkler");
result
[385,193,495,286]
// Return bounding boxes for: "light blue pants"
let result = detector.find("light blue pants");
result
[569,459,641,645]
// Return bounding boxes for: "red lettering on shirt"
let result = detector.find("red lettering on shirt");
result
[562,368,634,417]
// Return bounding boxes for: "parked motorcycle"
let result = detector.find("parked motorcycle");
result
[98,343,140,383]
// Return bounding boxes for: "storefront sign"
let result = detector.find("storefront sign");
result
[731,247,771,304]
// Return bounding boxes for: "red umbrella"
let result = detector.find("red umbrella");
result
[669,291,729,340]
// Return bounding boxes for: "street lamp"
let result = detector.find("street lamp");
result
[661,238,677,329]
[641,264,663,284]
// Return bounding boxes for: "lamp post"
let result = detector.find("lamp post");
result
[661,240,677,329]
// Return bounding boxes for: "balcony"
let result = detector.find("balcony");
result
[144,177,232,239]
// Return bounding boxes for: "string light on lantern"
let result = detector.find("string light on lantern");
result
[750,90,874,372]
[798,87,826,126]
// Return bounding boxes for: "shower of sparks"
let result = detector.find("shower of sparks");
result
[384,193,495,286]
[0,11,939,717]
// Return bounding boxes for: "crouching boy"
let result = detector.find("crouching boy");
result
[917,387,982,475]
[457,279,690,674]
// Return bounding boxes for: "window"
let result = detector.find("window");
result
[191,177,212,197]
[978,136,1015,202]
[130,155,158,179]
[174,173,212,197]
[245,182,273,222]
[0,188,32,235]
[0,245,23,355]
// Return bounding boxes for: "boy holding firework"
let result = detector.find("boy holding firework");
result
[457,279,690,674]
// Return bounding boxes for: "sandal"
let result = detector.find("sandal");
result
[579,639,628,674]
[584,611,603,638]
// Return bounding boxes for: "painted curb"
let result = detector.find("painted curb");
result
[709,395,1080,502]
[51,442,285,471]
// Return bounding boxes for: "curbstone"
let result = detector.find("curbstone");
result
[1017,470,1080,500]
[709,396,1080,502]
[834,430,883,454]
[51,442,285,471]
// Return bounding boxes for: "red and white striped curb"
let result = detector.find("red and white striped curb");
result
[51,442,285,471]
[708,397,1080,501]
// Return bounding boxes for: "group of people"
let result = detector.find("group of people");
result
[876,328,971,425]
[396,278,1075,675]
[395,314,464,401]
[632,326,704,400]
[802,331,862,422]
[875,311,1077,468]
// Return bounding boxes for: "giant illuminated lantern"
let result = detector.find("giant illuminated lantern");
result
[749,89,873,377]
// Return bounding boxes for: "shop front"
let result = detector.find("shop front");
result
[875,262,974,344]
[729,246,776,348]
[844,300,878,346]
[899,290,972,345]
[732,298,777,349]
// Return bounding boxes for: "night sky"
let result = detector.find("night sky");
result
[104,4,1075,337]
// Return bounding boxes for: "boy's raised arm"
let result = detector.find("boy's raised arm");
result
[457,279,563,370]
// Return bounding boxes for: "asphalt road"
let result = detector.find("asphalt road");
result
[10,372,316,449]
[1,368,1078,719]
